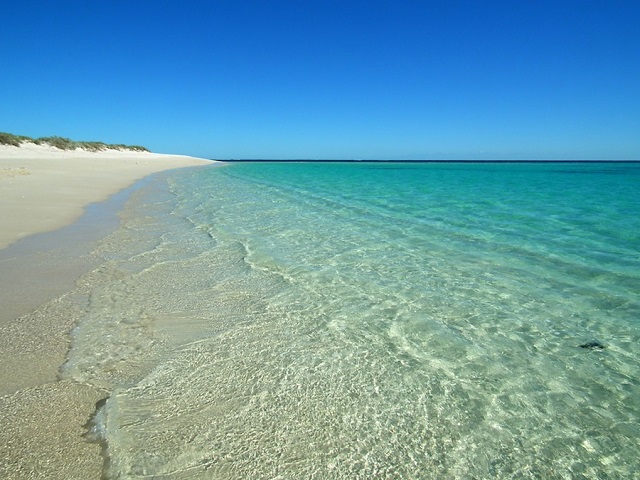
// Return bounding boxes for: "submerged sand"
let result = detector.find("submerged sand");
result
[0,143,215,479]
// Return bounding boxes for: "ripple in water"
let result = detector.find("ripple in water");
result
[63,163,640,478]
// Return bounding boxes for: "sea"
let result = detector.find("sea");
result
[61,161,640,479]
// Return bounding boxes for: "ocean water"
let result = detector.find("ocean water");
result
[62,162,640,479]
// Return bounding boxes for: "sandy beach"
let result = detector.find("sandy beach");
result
[0,143,214,479]
[0,142,213,249]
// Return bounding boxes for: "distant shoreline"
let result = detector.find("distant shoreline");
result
[223,159,640,163]
[0,142,214,249]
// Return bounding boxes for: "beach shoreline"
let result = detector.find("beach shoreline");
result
[0,143,216,479]
[0,142,214,249]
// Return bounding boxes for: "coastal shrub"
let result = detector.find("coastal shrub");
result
[2,131,149,152]
[36,136,77,150]
[77,141,108,152]
[0,132,31,147]
[106,143,149,152]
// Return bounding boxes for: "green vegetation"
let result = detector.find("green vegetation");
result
[0,132,32,147]
[0,131,150,152]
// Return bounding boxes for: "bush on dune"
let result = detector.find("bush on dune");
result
[0,132,32,147]
[0,131,150,152]
[35,136,77,150]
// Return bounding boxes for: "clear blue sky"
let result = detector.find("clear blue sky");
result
[2,1,639,159]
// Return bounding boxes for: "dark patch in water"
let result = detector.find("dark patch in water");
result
[579,341,606,350]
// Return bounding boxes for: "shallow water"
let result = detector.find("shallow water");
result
[63,162,640,478]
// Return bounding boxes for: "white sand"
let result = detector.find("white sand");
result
[0,142,214,249]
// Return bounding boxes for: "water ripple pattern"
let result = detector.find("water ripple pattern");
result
[63,162,640,478]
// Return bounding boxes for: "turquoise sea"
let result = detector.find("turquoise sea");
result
[63,162,640,478]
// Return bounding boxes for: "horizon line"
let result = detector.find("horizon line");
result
[218,159,640,163]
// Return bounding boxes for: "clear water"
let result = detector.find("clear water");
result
[63,162,640,479]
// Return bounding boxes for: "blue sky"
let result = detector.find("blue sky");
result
[2,1,639,159]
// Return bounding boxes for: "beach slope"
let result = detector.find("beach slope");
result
[0,143,214,479]
[0,142,213,249]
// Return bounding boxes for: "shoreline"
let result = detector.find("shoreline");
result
[0,142,214,249]
[0,144,216,478]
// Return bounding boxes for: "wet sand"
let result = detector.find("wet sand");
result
[0,143,215,479]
